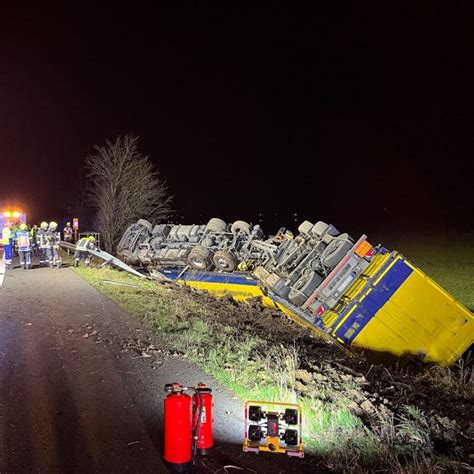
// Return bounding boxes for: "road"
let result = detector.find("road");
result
[0,255,320,473]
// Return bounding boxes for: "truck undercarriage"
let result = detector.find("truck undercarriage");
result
[115,217,473,366]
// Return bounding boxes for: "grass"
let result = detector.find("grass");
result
[71,233,474,472]
[71,238,473,471]
[375,232,474,310]
[73,267,373,461]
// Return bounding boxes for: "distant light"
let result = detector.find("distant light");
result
[3,211,11,217]
[12,211,21,218]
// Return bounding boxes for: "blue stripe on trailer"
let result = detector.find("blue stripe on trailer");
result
[159,269,259,286]
[335,258,413,343]
[314,250,397,333]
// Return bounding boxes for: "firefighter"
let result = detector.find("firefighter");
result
[36,221,50,267]
[1,220,13,269]
[63,222,74,255]
[63,222,74,243]
[10,222,19,257]
[30,224,39,256]
[16,223,32,269]
[47,221,62,269]
[74,235,96,267]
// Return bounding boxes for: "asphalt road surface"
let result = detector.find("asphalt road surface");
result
[0,255,321,473]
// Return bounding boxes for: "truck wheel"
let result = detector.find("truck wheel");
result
[213,250,237,272]
[205,218,227,233]
[288,271,323,306]
[231,220,251,235]
[270,280,291,299]
[311,221,329,238]
[187,246,212,270]
[321,234,353,269]
[137,219,153,231]
[298,221,314,236]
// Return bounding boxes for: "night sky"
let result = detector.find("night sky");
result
[1,5,472,237]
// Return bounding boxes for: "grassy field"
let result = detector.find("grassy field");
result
[72,239,473,473]
[374,232,474,310]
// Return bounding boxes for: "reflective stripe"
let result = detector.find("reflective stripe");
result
[2,228,11,245]
[335,259,413,343]
[17,232,31,251]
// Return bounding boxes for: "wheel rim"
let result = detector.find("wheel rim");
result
[216,257,232,270]
[191,258,206,269]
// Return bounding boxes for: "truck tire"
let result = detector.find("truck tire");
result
[273,285,291,299]
[213,250,237,272]
[288,271,323,306]
[270,279,291,299]
[311,221,329,238]
[321,234,353,269]
[231,220,251,235]
[187,246,212,270]
[205,218,227,233]
[137,219,153,231]
[298,221,313,236]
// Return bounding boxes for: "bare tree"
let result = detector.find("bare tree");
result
[85,135,172,253]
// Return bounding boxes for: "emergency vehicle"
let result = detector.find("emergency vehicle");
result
[0,210,27,242]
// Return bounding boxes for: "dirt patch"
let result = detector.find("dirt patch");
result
[161,282,474,467]
[77,265,473,471]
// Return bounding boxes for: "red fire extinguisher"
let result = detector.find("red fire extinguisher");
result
[164,383,193,471]
[193,383,214,455]
[164,383,213,471]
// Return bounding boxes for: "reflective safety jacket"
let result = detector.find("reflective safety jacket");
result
[17,231,32,251]
[76,237,96,252]
[2,227,11,245]
[50,231,61,248]
[63,226,73,241]
[36,229,50,249]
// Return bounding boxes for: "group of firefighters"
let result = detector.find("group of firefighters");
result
[1,221,96,270]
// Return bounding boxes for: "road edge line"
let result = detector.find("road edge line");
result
[0,249,5,287]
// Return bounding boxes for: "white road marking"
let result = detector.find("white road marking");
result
[0,248,5,287]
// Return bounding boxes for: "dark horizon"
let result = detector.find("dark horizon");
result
[1,5,472,237]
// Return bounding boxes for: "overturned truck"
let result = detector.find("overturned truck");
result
[117,218,473,366]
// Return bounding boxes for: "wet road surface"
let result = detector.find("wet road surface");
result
[0,257,321,473]
[0,260,166,472]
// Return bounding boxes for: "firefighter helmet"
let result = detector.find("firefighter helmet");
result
[40,221,48,229]
[19,223,28,231]
[49,221,58,230]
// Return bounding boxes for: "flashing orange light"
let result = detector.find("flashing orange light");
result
[355,240,373,258]
[12,211,21,218]
[3,211,11,218]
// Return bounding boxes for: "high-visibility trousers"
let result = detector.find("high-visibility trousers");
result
[38,247,47,265]
[19,250,32,268]
[3,241,12,266]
